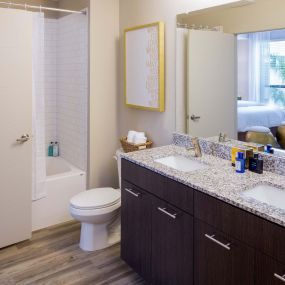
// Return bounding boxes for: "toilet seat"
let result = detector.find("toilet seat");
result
[70,188,121,210]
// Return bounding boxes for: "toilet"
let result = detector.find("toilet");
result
[69,150,122,252]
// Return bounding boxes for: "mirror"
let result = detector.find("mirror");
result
[176,0,285,157]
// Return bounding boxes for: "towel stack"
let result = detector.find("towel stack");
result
[127,130,147,145]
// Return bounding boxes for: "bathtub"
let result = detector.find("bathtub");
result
[32,157,86,231]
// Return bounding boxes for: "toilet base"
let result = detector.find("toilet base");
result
[79,215,121,252]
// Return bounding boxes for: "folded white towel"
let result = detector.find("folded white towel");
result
[134,136,147,144]
[135,132,145,138]
[127,130,137,143]
[127,130,147,144]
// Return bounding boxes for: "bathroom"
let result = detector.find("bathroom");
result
[1,0,285,284]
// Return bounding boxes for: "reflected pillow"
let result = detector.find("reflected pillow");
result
[238,100,264,107]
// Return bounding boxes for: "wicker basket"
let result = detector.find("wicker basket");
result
[120,137,153,153]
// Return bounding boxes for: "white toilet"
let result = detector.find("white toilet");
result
[69,150,122,252]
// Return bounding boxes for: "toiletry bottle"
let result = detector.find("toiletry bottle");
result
[236,152,245,173]
[256,155,264,174]
[266,144,273,153]
[48,142,54,157]
[249,152,258,172]
[53,142,59,157]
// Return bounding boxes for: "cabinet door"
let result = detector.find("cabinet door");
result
[152,196,194,285]
[194,219,254,285]
[256,252,285,284]
[121,180,151,282]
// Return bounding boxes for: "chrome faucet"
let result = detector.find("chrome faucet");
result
[186,137,202,157]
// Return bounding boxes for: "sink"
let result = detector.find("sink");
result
[155,155,208,172]
[243,184,285,211]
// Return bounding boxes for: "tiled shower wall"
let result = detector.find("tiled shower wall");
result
[44,14,88,171]
[44,18,57,147]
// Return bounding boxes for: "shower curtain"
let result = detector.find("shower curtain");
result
[32,12,46,201]
[248,31,271,103]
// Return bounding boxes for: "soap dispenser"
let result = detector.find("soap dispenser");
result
[53,142,59,157]
[48,142,54,157]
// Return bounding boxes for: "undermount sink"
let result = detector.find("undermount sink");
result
[243,184,285,211]
[155,155,208,172]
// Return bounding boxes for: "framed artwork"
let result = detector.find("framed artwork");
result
[124,22,165,112]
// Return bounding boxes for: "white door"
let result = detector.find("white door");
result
[187,30,236,138]
[0,8,33,248]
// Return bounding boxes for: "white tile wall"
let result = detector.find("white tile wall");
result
[44,14,88,171]
[44,19,58,148]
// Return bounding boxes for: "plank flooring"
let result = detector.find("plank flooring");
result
[0,221,146,285]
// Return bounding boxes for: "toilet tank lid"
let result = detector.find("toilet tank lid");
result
[70,188,121,210]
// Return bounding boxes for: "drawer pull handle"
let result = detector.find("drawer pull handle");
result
[205,234,231,251]
[125,188,141,198]
[158,207,178,219]
[274,273,285,282]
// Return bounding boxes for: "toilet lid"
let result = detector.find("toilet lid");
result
[70,188,121,210]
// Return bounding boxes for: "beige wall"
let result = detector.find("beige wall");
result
[89,0,120,189]
[118,0,239,147]
[178,0,285,34]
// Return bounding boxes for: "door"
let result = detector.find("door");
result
[0,8,33,248]
[194,219,254,285]
[188,29,236,138]
[256,252,285,284]
[121,180,152,282]
[152,196,194,285]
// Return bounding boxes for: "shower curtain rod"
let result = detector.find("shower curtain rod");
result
[0,1,87,15]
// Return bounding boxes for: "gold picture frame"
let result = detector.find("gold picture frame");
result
[124,22,165,112]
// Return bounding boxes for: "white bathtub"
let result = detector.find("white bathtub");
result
[32,157,86,231]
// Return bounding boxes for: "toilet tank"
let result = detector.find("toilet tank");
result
[115,149,124,189]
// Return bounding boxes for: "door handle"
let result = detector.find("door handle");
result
[205,234,231,251]
[16,134,30,143]
[158,207,178,220]
[274,273,285,282]
[125,188,141,198]
[190,115,201,121]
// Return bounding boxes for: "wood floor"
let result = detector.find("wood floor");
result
[0,221,146,285]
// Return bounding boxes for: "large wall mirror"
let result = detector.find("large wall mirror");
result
[176,0,285,157]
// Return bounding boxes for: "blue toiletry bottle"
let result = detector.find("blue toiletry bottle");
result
[48,142,54,157]
[236,152,245,173]
[266,144,273,153]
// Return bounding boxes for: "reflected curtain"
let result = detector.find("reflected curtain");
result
[248,31,271,103]
[32,12,46,201]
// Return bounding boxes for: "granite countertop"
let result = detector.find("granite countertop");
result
[121,145,285,227]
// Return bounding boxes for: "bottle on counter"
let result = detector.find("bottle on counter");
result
[249,152,263,174]
[236,152,245,174]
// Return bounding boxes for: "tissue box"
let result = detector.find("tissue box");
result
[243,143,265,152]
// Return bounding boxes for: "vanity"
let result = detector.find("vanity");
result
[120,140,285,285]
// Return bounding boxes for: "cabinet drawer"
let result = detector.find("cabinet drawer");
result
[195,191,285,264]
[122,159,194,215]
[256,252,285,284]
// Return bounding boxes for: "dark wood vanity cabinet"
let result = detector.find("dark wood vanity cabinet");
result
[121,159,285,285]
[194,219,254,285]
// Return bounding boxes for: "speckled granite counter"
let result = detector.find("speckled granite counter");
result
[121,145,285,227]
